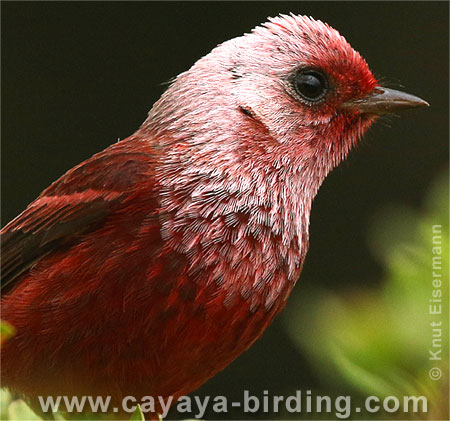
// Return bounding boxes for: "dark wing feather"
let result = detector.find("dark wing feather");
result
[1,138,156,294]
[1,196,115,293]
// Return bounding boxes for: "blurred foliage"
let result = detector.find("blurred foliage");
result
[284,170,449,419]
[129,404,145,421]
[0,320,15,346]
[0,390,43,421]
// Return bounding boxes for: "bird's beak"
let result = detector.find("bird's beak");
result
[340,87,429,115]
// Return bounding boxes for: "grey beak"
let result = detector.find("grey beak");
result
[341,87,429,115]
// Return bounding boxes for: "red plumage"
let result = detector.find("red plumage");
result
[1,14,427,417]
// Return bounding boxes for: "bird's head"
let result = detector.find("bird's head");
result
[145,14,428,182]
[226,14,428,167]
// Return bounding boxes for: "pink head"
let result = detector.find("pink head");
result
[143,14,427,201]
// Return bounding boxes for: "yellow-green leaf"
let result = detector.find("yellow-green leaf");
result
[130,404,145,421]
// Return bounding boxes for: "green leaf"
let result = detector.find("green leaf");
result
[0,320,15,344]
[130,404,145,421]
[0,389,12,419]
[7,399,42,420]
[331,345,400,397]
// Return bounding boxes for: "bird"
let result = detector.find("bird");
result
[1,14,428,418]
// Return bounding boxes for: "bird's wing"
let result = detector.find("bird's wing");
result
[1,138,157,294]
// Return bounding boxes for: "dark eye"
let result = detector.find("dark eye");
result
[293,70,328,102]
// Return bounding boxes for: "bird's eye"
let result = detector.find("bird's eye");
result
[293,70,328,102]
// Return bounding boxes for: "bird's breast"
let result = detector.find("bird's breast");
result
[158,171,310,318]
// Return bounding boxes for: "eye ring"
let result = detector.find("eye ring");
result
[292,69,328,103]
